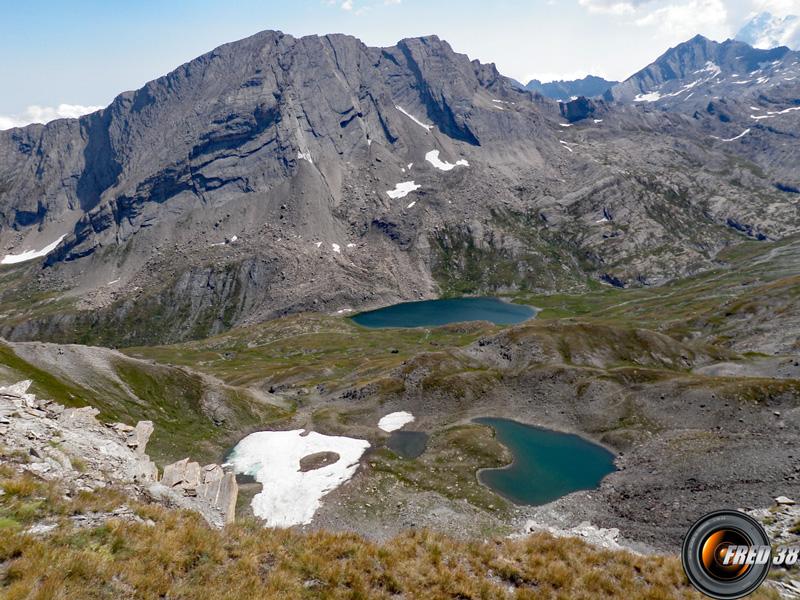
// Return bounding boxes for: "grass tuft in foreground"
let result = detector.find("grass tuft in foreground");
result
[0,468,781,599]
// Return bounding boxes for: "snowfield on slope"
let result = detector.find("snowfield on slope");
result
[229,430,370,527]
[713,128,751,142]
[378,411,415,432]
[750,106,800,120]
[1,234,67,265]
[425,150,469,171]
[634,91,662,102]
[387,181,421,199]
[395,106,433,131]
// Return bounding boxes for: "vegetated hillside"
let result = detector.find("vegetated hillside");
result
[0,340,289,465]
[1,466,768,600]
[0,31,798,345]
[1,235,798,551]
[0,360,794,598]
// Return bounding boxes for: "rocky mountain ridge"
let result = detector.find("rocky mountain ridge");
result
[0,31,798,344]
[524,75,617,100]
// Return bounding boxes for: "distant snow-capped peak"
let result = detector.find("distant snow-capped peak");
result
[736,12,800,50]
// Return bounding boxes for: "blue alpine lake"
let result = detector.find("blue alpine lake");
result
[351,297,536,328]
[474,417,616,506]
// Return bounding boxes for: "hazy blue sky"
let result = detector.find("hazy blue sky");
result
[1,0,797,125]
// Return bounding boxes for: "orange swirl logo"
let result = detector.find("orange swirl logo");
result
[682,510,772,599]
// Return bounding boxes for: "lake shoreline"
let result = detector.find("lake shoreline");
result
[463,413,620,457]
[471,416,617,507]
[350,296,538,329]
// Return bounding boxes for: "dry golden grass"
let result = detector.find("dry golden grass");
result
[0,470,781,600]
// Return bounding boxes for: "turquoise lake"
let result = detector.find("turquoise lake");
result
[351,297,536,328]
[474,417,616,506]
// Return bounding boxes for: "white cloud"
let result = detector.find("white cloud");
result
[341,0,354,10]
[578,0,639,15]
[737,9,800,48]
[0,104,103,130]
[578,0,737,41]
[752,0,800,14]
[634,0,728,38]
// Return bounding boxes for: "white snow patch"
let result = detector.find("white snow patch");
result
[559,123,572,127]
[595,217,610,224]
[633,91,662,102]
[346,243,356,248]
[407,163,413,170]
[425,150,469,171]
[750,106,800,120]
[107,279,120,285]
[559,140,574,153]
[387,181,421,199]
[395,106,433,131]
[378,411,415,432]
[719,129,751,142]
[406,201,416,209]
[1,234,67,265]
[229,429,370,527]
[331,243,341,253]
[315,241,323,248]
[694,61,721,77]
[297,151,313,163]
[593,119,603,123]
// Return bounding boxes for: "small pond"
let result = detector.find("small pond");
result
[473,417,616,506]
[386,431,429,459]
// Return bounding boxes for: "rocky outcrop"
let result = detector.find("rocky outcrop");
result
[155,458,238,526]
[0,380,237,528]
[0,380,159,486]
[558,96,601,122]
[748,498,800,598]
